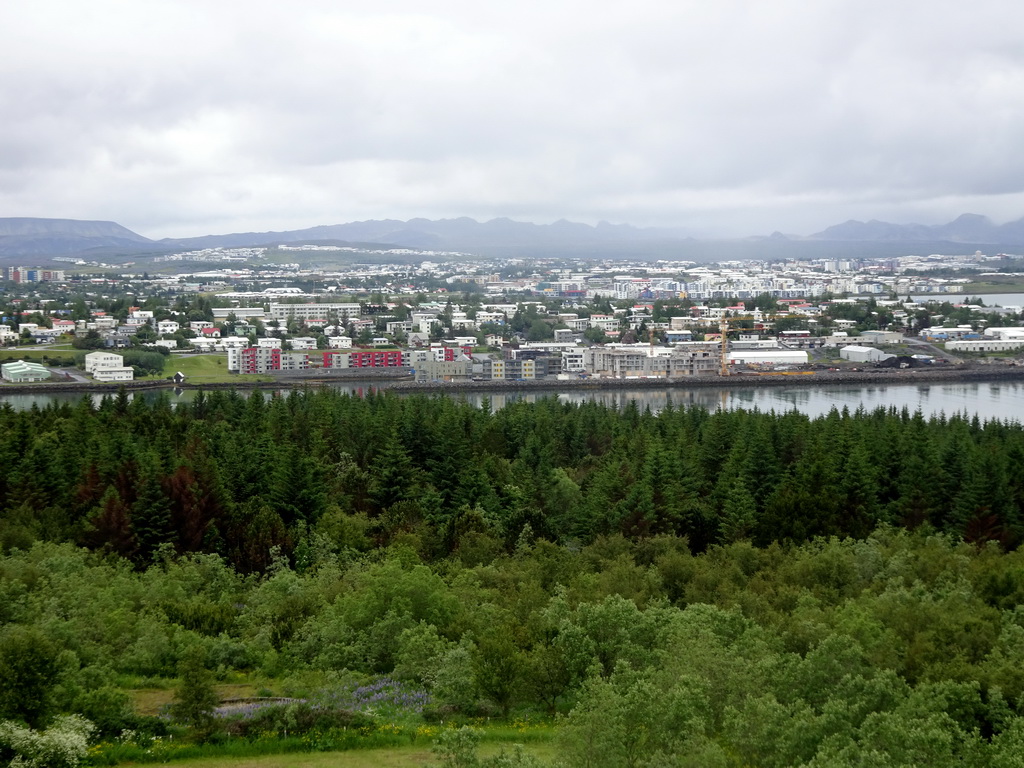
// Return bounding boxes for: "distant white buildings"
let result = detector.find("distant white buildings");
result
[84,351,134,381]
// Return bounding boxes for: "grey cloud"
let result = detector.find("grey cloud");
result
[2,0,1024,238]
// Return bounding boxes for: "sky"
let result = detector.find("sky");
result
[2,0,1023,240]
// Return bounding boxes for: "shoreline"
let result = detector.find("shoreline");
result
[4,363,1024,397]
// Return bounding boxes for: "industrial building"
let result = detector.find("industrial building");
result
[1,360,50,382]
[840,345,894,364]
[727,350,809,366]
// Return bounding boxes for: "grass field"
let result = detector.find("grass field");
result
[147,354,273,384]
[130,684,261,717]
[0,347,76,363]
[959,280,1024,294]
[149,739,559,768]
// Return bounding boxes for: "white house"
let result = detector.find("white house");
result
[157,320,180,335]
[84,351,125,373]
[94,366,134,382]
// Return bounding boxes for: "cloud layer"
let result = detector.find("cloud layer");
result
[3,0,1023,238]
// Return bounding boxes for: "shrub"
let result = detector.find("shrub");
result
[0,714,95,768]
[219,700,374,739]
[73,687,134,738]
[0,626,61,727]
[169,648,218,739]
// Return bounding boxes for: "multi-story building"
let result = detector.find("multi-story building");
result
[503,358,536,380]
[239,346,281,374]
[589,345,717,378]
[3,267,66,283]
[413,358,472,382]
[321,350,405,369]
[268,303,362,324]
[93,366,135,382]
[279,352,309,371]
[84,351,125,374]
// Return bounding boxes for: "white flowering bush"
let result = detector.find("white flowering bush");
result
[0,715,95,768]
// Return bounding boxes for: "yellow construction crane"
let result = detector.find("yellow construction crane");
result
[719,318,729,376]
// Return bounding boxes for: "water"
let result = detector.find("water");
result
[911,293,1024,308]
[4,380,1024,423]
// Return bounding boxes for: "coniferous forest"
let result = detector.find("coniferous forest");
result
[2,389,1024,766]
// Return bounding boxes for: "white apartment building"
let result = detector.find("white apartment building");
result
[268,303,361,323]
[126,310,154,326]
[84,351,125,374]
[93,366,134,382]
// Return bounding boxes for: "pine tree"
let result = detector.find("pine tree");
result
[132,452,173,562]
[720,477,757,543]
[84,486,137,559]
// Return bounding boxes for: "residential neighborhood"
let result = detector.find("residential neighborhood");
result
[3,249,1024,384]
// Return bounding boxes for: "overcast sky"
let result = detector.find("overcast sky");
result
[2,0,1023,239]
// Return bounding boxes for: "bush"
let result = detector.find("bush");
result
[219,700,374,738]
[0,714,95,768]
[121,350,166,377]
[0,626,61,727]
[73,687,134,738]
[169,648,218,738]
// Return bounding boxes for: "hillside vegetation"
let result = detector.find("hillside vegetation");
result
[2,391,1024,766]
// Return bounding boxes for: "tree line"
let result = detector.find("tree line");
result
[0,390,1021,570]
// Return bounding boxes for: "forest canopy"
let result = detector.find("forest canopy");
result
[0,389,1021,566]
[2,390,1024,766]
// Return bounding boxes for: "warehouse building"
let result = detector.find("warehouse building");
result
[840,345,894,364]
[1,360,50,382]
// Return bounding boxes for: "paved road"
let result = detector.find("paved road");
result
[51,368,89,383]
[905,337,962,364]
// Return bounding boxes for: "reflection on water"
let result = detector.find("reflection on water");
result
[3,380,1024,423]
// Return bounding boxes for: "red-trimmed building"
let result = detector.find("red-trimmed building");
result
[241,346,281,374]
[439,345,472,361]
[349,349,404,367]
[322,349,405,369]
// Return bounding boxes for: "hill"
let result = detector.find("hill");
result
[0,217,153,258]
[810,213,1024,245]
[3,213,1024,263]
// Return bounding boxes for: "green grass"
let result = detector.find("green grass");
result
[150,745,436,767]
[144,354,273,384]
[125,736,559,768]
[130,683,263,717]
[0,348,75,363]
[959,280,1024,294]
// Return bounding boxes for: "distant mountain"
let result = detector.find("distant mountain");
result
[4,213,1024,264]
[810,214,1024,245]
[0,217,153,258]
[158,217,685,253]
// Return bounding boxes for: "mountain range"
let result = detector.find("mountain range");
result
[2,213,1024,263]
